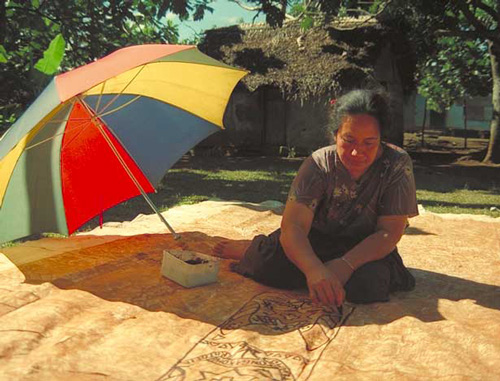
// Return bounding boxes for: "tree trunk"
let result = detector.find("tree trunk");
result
[0,1,6,45]
[483,39,500,163]
[280,0,287,14]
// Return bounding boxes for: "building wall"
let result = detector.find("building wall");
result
[201,87,332,154]
[448,96,492,131]
[285,96,332,154]
[200,44,406,153]
[410,94,492,133]
[373,44,405,146]
[199,85,264,151]
[403,93,416,131]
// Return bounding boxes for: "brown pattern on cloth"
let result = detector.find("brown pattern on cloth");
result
[161,292,354,381]
[16,234,179,283]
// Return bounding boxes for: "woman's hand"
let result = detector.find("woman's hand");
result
[305,264,345,306]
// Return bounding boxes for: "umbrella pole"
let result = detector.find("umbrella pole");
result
[139,191,181,240]
[81,99,181,240]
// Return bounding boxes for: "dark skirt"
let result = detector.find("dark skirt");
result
[232,228,415,304]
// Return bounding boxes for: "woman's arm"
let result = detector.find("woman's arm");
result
[326,215,408,283]
[280,200,345,306]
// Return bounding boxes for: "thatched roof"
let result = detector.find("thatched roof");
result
[199,17,414,100]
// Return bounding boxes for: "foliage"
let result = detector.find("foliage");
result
[34,34,66,75]
[279,145,297,158]
[0,45,8,63]
[234,0,393,28]
[230,0,342,27]
[0,0,214,135]
[417,37,491,112]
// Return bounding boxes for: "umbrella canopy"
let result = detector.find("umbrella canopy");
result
[0,44,247,244]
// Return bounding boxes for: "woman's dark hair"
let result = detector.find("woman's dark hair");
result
[330,89,391,137]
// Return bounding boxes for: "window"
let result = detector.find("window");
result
[466,105,485,121]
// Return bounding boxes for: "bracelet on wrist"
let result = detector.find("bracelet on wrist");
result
[341,256,355,272]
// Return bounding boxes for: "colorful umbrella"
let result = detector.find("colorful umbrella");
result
[0,44,247,244]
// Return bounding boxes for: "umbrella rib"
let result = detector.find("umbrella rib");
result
[23,100,88,151]
[94,83,105,114]
[24,135,61,151]
[20,100,74,151]
[95,95,141,118]
[41,95,141,151]
[49,117,93,123]
[59,119,94,149]
[25,118,93,151]
[93,64,147,116]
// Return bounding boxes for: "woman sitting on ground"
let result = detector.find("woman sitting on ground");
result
[217,89,418,306]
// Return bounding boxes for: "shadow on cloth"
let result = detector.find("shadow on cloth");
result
[344,268,500,326]
[403,226,437,236]
[12,232,500,329]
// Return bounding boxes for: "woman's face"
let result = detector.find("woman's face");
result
[336,114,382,179]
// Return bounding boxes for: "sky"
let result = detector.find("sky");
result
[166,0,266,41]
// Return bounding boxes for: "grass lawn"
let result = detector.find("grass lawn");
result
[416,188,499,215]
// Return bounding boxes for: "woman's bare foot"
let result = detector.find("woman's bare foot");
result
[213,240,252,259]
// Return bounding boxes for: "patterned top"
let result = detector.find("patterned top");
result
[288,142,418,241]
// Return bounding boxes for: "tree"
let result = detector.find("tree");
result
[0,0,214,135]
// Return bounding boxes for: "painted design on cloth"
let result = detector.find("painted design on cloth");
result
[287,156,325,213]
[404,165,413,177]
[288,187,319,211]
[328,182,358,222]
[380,158,391,178]
[377,149,419,217]
[161,292,354,381]
[332,183,357,200]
